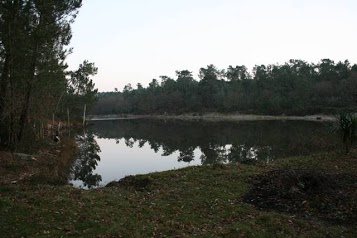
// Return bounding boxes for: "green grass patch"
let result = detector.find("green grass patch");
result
[1,152,356,237]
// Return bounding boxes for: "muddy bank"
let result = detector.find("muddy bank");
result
[0,138,77,186]
[244,168,357,225]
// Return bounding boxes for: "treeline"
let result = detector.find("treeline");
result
[92,59,357,116]
[0,1,97,150]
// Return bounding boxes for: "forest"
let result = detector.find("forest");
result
[92,60,357,116]
[1,2,357,237]
[0,0,97,150]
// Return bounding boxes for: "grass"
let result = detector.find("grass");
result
[0,150,356,237]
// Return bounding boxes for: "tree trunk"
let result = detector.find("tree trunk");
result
[40,121,44,139]
[67,107,71,137]
[67,107,70,127]
[83,104,87,127]
[17,83,33,142]
[0,55,9,119]
[9,112,16,150]
[17,42,39,143]
[345,140,350,154]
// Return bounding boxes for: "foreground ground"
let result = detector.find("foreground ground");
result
[0,148,356,237]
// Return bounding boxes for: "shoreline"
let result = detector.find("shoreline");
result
[1,151,356,237]
[87,113,336,122]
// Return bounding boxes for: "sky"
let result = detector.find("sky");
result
[65,0,357,92]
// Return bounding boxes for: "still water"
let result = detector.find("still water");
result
[70,119,337,188]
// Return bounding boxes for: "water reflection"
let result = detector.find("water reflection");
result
[72,132,102,188]
[228,145,273,164]
[72,119,337,188]
[91,119,336,164]
[178,147,195,163]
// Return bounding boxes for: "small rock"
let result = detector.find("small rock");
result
[13,153,36,161]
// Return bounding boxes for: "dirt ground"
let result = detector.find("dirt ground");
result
[244,168,357,225]
[0,138,77,186]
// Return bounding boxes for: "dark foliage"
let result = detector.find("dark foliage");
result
[106,175,152,191]
[0,1,98,150]
[92,60,357,116]
[333,112,357,153]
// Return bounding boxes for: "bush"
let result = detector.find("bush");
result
[334,112,357,154]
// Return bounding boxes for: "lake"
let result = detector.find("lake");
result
[70,119,338,188]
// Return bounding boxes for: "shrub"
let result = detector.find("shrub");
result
[334,112,357,154]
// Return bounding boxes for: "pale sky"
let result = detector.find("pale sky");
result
[66,0,357,92]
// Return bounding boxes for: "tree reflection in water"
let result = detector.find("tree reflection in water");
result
[228,145,273,164]
[89,119,338,166]
[72,132,102,188]
[178,147,195,163]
